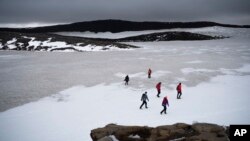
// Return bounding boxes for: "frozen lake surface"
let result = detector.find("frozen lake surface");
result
[0,27,250,141]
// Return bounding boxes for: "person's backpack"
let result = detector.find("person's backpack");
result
[142,93,148,101]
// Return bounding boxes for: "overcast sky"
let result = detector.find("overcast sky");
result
[0,0,250,27]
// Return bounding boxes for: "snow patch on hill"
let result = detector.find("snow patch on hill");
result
[1,37,132,52]
[6,38,17,49]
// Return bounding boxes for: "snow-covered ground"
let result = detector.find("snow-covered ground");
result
[0,72,250,141]
[55,29,175,39]
[0,27,250,141]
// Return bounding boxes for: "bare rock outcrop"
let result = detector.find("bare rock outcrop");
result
[90,123,229,141]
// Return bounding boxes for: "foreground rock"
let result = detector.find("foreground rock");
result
[90,123,229,141]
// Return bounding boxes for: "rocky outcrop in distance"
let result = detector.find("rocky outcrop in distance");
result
[90,123,229,141]
[0,31,225,52]
[0,31,138,52]
[94,31,225,42]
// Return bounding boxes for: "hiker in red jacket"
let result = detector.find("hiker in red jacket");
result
[176,83,182,99]
[148,68,152,78]
[160,96,169,114]
[156,82,161,97]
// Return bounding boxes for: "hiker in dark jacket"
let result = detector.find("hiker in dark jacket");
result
[124,75,129,85]
[176,83,182,99]
[160,96,169,114]
[140,92,149,109]
[148,68,152,78]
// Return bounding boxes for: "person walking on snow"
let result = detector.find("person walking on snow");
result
[176,83,182,99]
[148,68,152,78]
[160,96,169,114]
[156,82,161,97]
[140,91,149,109]
[124,75,129,85]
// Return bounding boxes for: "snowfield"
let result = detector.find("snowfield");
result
[0,27,250,141]
[0,72,250,141]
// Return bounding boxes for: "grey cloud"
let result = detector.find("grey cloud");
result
[0,0,249,25]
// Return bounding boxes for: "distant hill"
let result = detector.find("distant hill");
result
[0,19,249,33]
[0,29,224,52]
[0,31,138,52]
[91,31,225,42]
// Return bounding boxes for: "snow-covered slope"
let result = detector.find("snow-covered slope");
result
[0,69,250,141]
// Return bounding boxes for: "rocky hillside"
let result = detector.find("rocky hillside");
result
[0,31,137,52]
[0,31,225,51]
[91,123,229,141]
[96,31,225,42]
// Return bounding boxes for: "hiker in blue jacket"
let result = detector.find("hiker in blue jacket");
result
[140,91,149,109]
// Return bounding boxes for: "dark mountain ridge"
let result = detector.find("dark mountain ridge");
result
[87,31,224,42]
[0,19,249,33]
